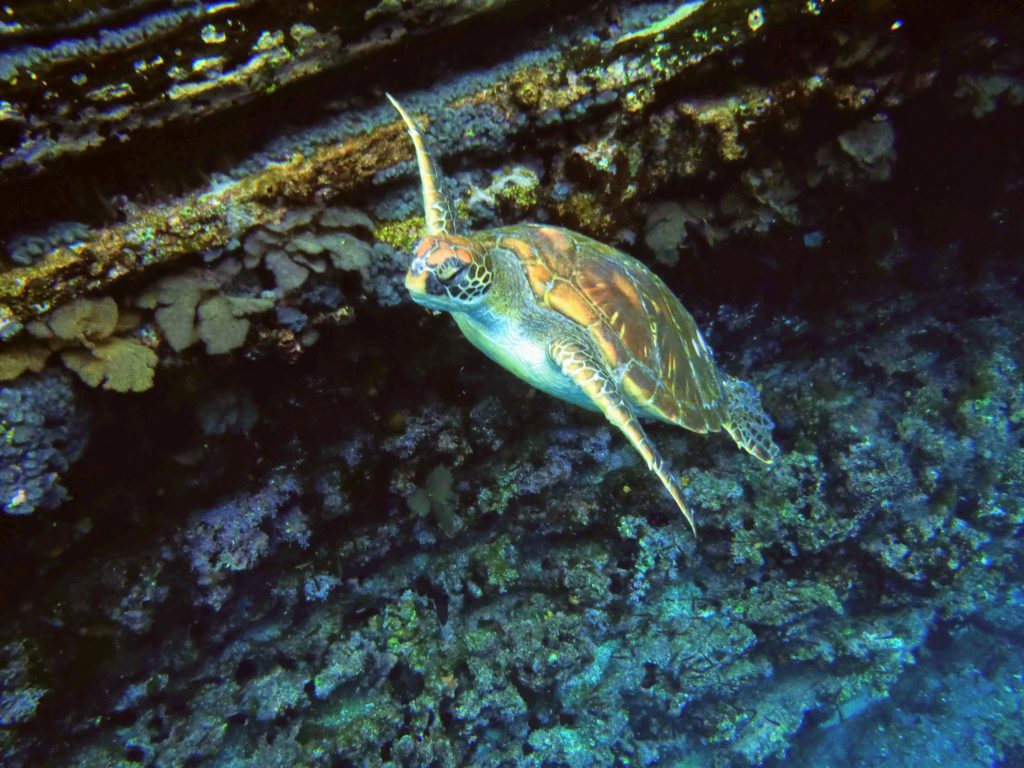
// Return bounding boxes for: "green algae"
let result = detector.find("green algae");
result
[373,216,425,254]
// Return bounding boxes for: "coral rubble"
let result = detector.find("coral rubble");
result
[0,1,1022,767]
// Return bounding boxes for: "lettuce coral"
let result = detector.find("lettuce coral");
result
[137,273,206,353]
[0,345,50,381]
[137,270,273,355]
[60,338,156,393]
[9,296,158,392]
[196,295,274,355]
[38,296,119,342]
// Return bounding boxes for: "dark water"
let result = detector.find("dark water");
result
[0,1,1022,766]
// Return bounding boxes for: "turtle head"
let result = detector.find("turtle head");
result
[388,95,491,312]
[405,234,493,312]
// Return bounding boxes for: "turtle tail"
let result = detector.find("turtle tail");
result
[721,375,779,464]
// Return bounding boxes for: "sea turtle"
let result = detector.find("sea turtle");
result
[386,94,778,533]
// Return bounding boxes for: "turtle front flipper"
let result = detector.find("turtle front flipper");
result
[721,374,779,463]
[549,338,697,535]
[385,93,458,236]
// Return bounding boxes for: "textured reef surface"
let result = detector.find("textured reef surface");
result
[1,0,1023,766]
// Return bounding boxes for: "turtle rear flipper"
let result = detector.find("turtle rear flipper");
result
[721,375,779,463]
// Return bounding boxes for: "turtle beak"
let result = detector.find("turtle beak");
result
[405,268,429,297]
[405,263,447,313]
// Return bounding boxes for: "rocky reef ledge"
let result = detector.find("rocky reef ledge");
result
[1,1,1022,766]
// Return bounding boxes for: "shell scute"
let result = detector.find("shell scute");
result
[620,360,660,405]
[589,318,632,369]
[496,224,725,431]
[506,236,542,269]
[546,278,600,329]
[534,226,574,254]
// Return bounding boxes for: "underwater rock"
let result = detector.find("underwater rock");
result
[0,1,1021,768]
[0,0,525,177]
[0,0,965,348]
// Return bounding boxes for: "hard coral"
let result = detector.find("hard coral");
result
[136,269,273,355]
[0,370,88,516]
[16,296,157,392]
[60,337,156,393]
[183,475,302,610]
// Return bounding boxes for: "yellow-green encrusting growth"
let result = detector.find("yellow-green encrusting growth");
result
[0,296,157,392]
[374,216,426,254]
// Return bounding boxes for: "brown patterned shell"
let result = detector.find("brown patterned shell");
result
[493,223,726,433]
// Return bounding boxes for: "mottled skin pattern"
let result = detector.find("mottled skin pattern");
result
[388,94,778,533]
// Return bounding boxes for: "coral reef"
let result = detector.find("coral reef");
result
[0,370,88,515]
[0,1,1022,767]
[1,250,1021,766]
[0,0,985,343]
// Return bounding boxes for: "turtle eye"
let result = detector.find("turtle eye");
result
[435,257,468,284]
[425,257,470,297]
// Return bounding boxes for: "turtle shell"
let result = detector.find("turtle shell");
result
[493,224,726,433]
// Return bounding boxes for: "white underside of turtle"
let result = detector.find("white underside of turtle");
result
[455,306,598,412]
